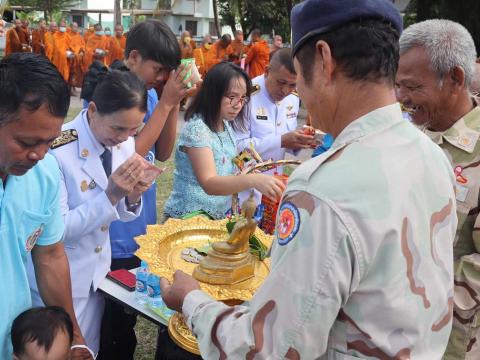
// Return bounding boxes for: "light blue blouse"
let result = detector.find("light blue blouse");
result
[164,114,237,219]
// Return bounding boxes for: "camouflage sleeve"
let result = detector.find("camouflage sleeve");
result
[183,190,362,358]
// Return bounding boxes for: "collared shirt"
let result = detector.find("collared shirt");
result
[423,106,480,258]
[183,103,457,359]
[0,155,64,359]
[109,88,158,258]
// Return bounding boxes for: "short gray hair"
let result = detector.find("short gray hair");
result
[399,19,477,89]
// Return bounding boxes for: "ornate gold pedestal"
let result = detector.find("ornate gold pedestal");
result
[135,216,273,354]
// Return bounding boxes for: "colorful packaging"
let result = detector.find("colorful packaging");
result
[260,174,289,235]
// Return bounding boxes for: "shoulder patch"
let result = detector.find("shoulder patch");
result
[291,91,299,97]
[51,129,78,149]
[277,201,301,246]
[251,84,261,96]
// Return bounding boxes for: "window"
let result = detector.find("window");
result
[185,20,197,36]
[72,15,83,28]
[209,21,218,37]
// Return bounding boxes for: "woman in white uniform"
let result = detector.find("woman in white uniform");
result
[28,70,151,356]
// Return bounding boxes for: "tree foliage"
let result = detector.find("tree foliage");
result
[405,0,480,53]
[8,0,80,21]
[217,0,301,40]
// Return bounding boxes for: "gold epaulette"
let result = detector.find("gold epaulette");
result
[291,90,299,97]
[251,84,261,95]
[51,129,78,149]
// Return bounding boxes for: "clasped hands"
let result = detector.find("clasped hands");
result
[105,153,165,206]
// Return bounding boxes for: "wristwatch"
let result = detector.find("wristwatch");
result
[126,197,141,212]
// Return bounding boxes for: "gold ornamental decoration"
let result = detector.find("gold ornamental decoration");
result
[135,216,274,355]
[135,216,273,302]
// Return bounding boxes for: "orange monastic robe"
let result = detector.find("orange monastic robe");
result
[212,41,233,65]
[32,28,47,55]
[85,34,109,68]
[244,39,270,78]
[107,35,125,65]
[68,31,86,86]
[52,31,71,81]
[231,39,249,63]
[84,29,94,44]
[44,31,56,61]
[5,28,25,56]
[193,46,216,78]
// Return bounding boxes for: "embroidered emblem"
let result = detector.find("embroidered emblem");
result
[256,107,268,120]
[26,224,44,251]
[277,202,301,246]
[286,104,293,111]
[50,129,78,149]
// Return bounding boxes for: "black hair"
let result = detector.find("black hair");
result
[185,62,251,132]
[92,70,147,115]
[221,34,231,43]
[270,48,296,74]
[80,60,109,102]
[11,306,73,356]
[125,19,180,71]
[0,53,69,126]
[295,19,400,86]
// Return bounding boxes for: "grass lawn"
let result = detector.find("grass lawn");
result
[66,107,175,359]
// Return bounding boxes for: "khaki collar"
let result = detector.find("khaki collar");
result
[423,106,480,154]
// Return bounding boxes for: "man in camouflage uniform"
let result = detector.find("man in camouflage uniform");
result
[160,1,458,358]
[396,19,480,360]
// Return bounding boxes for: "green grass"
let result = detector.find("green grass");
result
[65,107,175,359]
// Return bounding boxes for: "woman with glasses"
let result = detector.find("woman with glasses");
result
[164,62,285,220]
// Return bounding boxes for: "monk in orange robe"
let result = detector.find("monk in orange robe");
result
[5,20,30,56]
[107,24,127,65]
[84,24,109,68]
[68,22,86,87]
[84,24,95,44]
[193,34,216,77]
[52,20,71,81]
[20,20,32,52]
[212,34,233,65]
[230,30,249,64]
[104,26,122,66]
[179,31,196,59]
[32,19,47,55]
[44,22,58,62]
[244,29,270,78]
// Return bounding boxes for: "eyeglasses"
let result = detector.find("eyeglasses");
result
[224,95,249,107]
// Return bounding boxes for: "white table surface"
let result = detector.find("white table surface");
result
[97,268,168,327]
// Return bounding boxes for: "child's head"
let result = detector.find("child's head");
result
[125,19,181,89]
[12,306,73,360]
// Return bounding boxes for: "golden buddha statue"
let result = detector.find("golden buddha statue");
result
[193,192,257,285]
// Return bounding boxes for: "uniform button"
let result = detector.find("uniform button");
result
[100,225,108,232]
[95,246,102,253]
[277,122,281,126]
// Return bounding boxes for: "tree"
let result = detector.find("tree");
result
[217,0,300,40]
[114,0,121,27]
[212,0,220,37]
[405,0,480,52]
[9,0,80,21]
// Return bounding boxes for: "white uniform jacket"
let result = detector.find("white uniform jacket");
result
[28,110,142,299]
[235,74,300,162]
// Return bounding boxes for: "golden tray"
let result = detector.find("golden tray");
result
[135,216,273,354]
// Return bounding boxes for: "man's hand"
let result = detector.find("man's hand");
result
[160,270,201,312]
[281,129,317,150]
[105,154,144,205]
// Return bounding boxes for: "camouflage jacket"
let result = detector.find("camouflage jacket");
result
[423,105,480,359]
[183,103,457,359]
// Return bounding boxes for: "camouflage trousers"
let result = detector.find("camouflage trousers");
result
[443,254,480,360]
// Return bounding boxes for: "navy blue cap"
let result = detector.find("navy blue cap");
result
[291,0,403,56]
